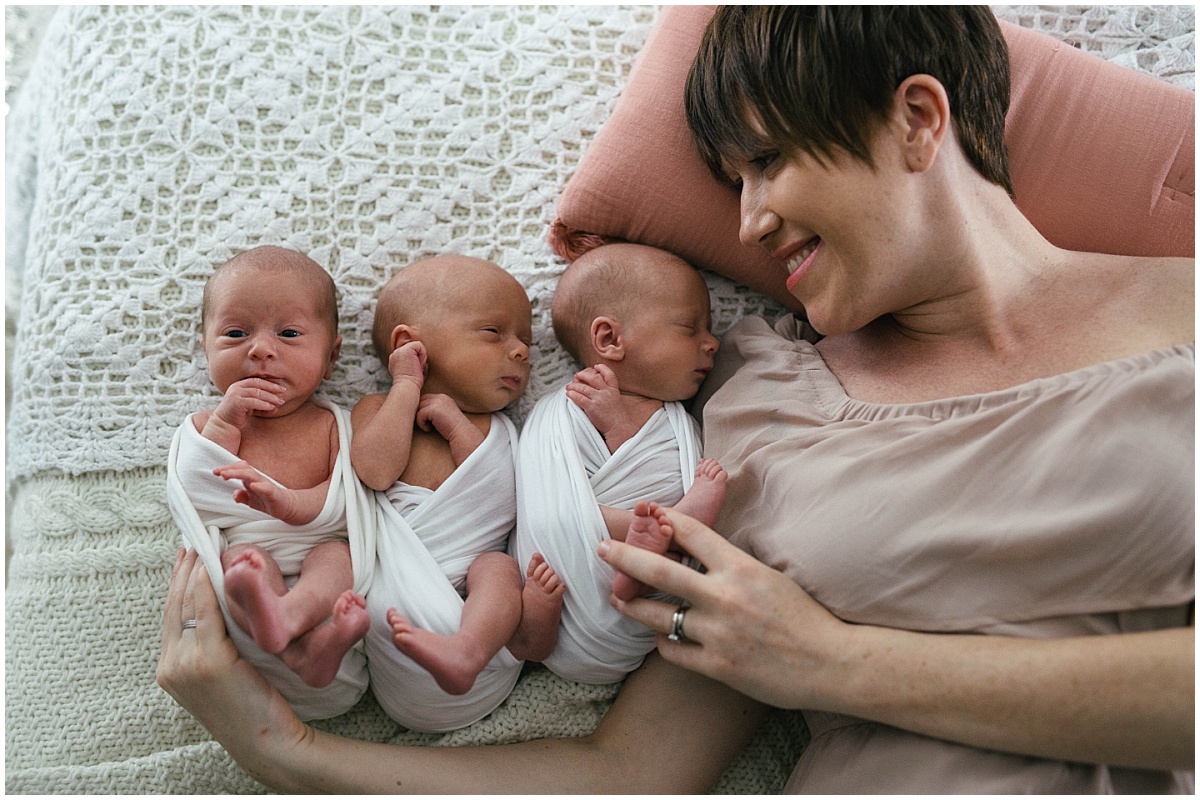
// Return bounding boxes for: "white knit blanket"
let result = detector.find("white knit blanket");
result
[364,414,524,733]
[166,400,375,721]
[5,4,1192,794]
[514,388,700,684]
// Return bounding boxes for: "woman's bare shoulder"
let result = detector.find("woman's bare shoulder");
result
[1072,253,1193,347]
[1120,255,1193,344]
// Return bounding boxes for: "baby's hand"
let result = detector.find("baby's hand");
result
[567,365,629,438]
[213,460,300,524]
[417,393,485,464]
[388,341,427,389]
[213,378,287,429]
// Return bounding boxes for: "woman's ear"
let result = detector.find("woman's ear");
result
[389,323,417,352]
[895,74,950,173]
[590,316,625,361]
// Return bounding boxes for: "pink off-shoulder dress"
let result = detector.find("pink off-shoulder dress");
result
[701,315,1194,794]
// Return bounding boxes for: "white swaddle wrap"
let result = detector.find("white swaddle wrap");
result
[513,387,700,683]
[165,399,375,721]
[364,413,524,733]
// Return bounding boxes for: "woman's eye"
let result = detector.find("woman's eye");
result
[751,151,778,170]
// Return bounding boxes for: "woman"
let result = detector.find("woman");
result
[158,7,1193,792]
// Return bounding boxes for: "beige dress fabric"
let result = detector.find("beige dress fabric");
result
[701,315,1194,794]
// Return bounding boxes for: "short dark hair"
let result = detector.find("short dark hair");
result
[685,6,1014,195]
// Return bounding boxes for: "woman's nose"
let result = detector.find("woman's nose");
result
[738,180,778,248]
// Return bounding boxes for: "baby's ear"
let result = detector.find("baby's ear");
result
[389,324,417,352]
[324,336,343,380]
[590,316,625,361]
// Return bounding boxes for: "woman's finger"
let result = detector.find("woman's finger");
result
[600,537,708,604]
[599,506,748,600]
[657,507,754,571]
[185,553,227,643]
[160,548,189,653]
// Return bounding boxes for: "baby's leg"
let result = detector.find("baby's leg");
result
[602,458,729,542]
[222,544,292,654]
[609,459,727,601]
[389,551,523,695]
[223,540,353,655]
[672,458,728,527]
[506,553,564,662]
[280,590,370,688]
[611,501,674,602]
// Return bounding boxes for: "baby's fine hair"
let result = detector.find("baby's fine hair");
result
[370,254,500,362]
[201,245,339,337]
[551,243,693,365]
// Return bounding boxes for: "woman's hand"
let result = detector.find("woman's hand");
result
[600,507,1195,770]
[157,549,309,787]
[598,505,849,710]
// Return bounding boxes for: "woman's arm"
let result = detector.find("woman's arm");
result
[158,549,767,793]
[281,650,765,793]
[602,508,1194,771]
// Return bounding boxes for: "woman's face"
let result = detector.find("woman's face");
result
[725,118,926,336]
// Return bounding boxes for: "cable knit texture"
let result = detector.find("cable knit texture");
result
[4,4,1193,793]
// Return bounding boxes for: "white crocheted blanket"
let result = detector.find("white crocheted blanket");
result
[5,5,1193,793]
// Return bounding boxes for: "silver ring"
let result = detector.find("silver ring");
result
[668,606,687,642]
[181,619,198,631]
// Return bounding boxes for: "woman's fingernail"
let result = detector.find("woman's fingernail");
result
[597,541,610,559]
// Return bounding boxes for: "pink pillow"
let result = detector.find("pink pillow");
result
[550,7,1194,308]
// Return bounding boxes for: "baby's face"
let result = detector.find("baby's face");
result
[616,265,718,402]
[202,266,339,416]
[417,271,532,413]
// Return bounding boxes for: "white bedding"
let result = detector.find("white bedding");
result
[5,4,1192,793]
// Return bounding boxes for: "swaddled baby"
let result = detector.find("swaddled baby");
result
[352,255,563,732]
[513,243,727,684]
[166,246,374,720]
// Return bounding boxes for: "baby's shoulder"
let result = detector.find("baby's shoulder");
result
[191,409,212,433]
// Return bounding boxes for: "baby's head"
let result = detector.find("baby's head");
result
[552,243,718,402]
[373,254,532,413]
[200,245,341,406]
[203,246,339,339]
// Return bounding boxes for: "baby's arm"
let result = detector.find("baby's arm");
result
[566,365,641,453]
[417,394,485,465]
[350,342,426,491]
[199,378,287,454]
[214,461,331,526]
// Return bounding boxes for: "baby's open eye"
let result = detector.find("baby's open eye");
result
[224,329,247,339]
[280,329,301,338]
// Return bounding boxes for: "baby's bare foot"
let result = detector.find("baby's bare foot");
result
[388,609,488,696]
[507,554,565,662]
[673,458,727,528]
[612,501,674,602]
[224,550,292,654]
[282,591,370,688]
